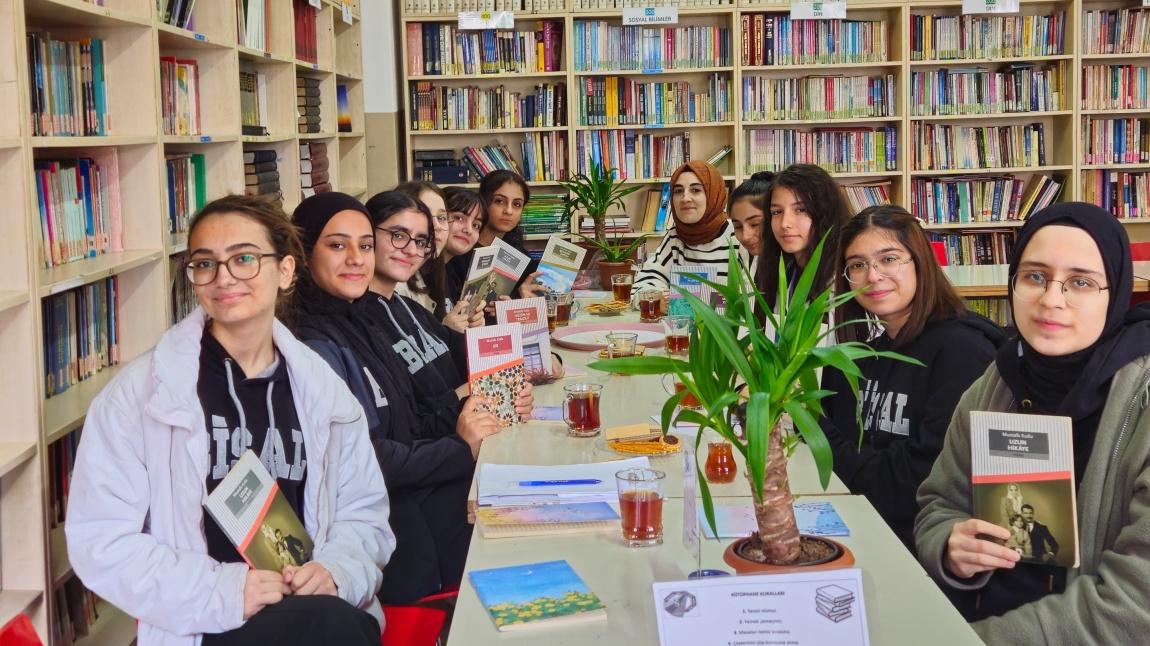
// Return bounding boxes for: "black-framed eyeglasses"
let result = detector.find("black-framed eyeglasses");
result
[185,252,282,286]
[843,255,913,284]
[376,227,433,254]
[1011,271,1110,308]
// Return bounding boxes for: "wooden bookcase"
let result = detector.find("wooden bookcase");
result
[398,0,1150,250]
[0,0,367,643]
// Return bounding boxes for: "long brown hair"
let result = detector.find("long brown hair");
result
[389,182,448,318]
[834,204,966,346]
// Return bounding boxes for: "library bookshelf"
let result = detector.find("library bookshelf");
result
[398,0,1150,264]
[0,0,366,643]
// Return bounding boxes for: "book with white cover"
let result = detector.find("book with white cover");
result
[495,297,553,375]
[536,236,587,293]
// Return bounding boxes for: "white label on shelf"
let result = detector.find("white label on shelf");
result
[1144,0,1150,7]
[457,10,514,29]
[308,0,321,8]
[622,7,679,25]
[962,0,1019,14]
[342,2,354,24]
[789,1,846,19]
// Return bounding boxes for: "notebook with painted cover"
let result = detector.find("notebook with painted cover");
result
[466,323,526,425]
[469,560,606,632]
[970,411,1078,568]
[494,297,553,375]
[475,501,620,538]
[203,450,313,572]
[536,236,587,293]
[668,264,717,316]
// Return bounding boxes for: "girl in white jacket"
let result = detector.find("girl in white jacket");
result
[65,195,395,646]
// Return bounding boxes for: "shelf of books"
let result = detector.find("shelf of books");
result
[0,0,369,642]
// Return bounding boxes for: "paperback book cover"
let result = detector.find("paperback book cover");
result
[970,411,1078,567]
[668,264,717,317]
[466,323,526,426]
[337,83,352,132]
[203,450,313,571]
[494,297,553,375]
[459,238,530,314]
[475,502,620,539]
[468,560,606,631]
[536,235,587,293]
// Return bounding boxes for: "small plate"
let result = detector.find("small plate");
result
[551,322,664,351]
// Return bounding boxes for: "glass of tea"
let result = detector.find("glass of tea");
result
[638,289,662,322]
[545,295,558,333]
[661,374,702,410]
[551,292,579,327]
[563,383,603,437]
[615,467,666,547]
[606,332,638,358]
[663,315,691,355]
[611,273,634,302]
[704,441,737,484]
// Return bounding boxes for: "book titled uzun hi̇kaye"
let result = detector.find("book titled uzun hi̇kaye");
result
[469,560,606,631]
[494,297,553,376]
[466,323,526,426]
[970,411,1079,568]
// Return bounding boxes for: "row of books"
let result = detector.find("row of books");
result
[160,57,201,136]
[744,126,898,174]
[579,216,630,235]
[637,184,672,232]
[48,429,79,527]
[293,0,319,64]
[237,0,270,52]
[410,82,566,131]
[520,132,569,182]
[52,578,102,646]
[165,153,206,235]
[575,129,693,179]
[928,230,1016,266]
[1084,169,1150,219]
[1083,117,1150,166]
[572,0,733,7]
[1083,65,1150,111]
[966,297,1012,327]
[739,16,888,67]
[406,21,563,76]
[244,149,282,202]
[578,74,732,127]
[297,76,322,133]
[572,22,732,72]
[911,122,1048,171]
[35,152,123,269]
[1082,8,1150,56]
[519,192,570,235]
[43,277,121,398]
[414,149,468,184]
[841,180,892,214]
[27,33,109,137]
[171,254,198,324]
[240,67,270,136]
[463,144,529,179]
[301,141,332,198]
[911,173,1063,225]
[909,64,1066,117]
[741,73,894,122]
[403,0,569,12]
[158,0,196,29]
[909,12,1066,61]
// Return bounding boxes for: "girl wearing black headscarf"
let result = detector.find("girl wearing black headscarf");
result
[915,202,1150,644]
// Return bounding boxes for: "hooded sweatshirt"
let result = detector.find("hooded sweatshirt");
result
[820,312,1006,551]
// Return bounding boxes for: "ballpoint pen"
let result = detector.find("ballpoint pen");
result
[518,479,603,487]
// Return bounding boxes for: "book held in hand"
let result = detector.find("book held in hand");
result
[970,411,1079,567]
[459,238,530,314]
[536,235,587,294]
[668,264,717,317]
[468,560,606,632]
[466,323,527,426]
[203,450,313,572]
[494,297,553,376]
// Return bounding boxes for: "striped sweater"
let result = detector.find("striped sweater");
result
[631,220,739,304]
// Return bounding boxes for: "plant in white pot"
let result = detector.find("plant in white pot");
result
[588,240,919,570]
[557,161,649,290]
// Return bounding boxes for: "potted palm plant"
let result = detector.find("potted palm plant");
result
[557,161,649,289]
[588,239,919,571]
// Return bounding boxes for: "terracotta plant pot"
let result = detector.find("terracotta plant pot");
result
[598,261,632,291]
[722,535,855,575]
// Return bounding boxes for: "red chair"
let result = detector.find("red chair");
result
[1131,242,1150,306]
[929,240,949,267]
[0,614,43,646]
[381,586,460,646]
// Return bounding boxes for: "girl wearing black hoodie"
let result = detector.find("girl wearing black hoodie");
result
[289,192,501,604]
[819,205,1006,552]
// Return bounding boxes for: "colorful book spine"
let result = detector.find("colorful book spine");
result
[744,126,898,174]
[26,34,110,137]
[1082,117,1150,165]
[911,122,1047,171]
[910,63,1066,116]
[34,151,123,268]
[409,82,566,131]
[739,16,889,67]
[742,73,895,121]
[42,276,120,398]
[572,22,731,72]
[910,12,1066,61]
[575,129,693,179]
[580,74,731,127]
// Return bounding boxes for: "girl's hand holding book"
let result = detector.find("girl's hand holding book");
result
[244,569,292,619]
[283,562,337,596]
[945,518,1020,579]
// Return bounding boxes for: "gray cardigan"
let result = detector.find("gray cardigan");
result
[915,355,1150,644]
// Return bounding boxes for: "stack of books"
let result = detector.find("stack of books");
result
[301,142,331,197]
[414,149,468,184]
[519,192,569,236]
[244,149,281,202]
[297,76,321,133]
[815,585,855,623]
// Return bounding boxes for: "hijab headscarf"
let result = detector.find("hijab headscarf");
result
[293,192,372,257]
[996,202,1150,421]
[669,161,728,246]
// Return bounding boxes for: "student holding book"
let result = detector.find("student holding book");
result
[819,205,1005,552]
[630,160,737,305]
[441,186,488,331]
[289,192,496,604]
[915,202,1150,642]
[65,195,393,645]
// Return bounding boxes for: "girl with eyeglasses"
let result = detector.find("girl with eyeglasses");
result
[382,182,452,321]
[66,195,393,645]
[819,205,1005,553]
[289,192,497,605]
[916,203,1150,641]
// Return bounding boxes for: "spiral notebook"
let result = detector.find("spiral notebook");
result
[475,502,620,539]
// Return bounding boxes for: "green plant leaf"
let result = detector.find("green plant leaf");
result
[783,399,834,491]
[697,466,719,540]
[587,356,690,376]
[744,392,771,505]
[660,387,688,435]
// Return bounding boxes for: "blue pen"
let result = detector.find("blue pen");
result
[518,479,602,487]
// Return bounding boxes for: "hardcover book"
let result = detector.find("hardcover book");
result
[468,560,606,631]
[203,450,313,572]
[535,236,587,293]
[466,322,526,426]
[494,297,553,375]
[970,411,1079,567]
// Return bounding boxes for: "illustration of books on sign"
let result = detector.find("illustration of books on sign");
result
[469,560,606,631]
[536,235,587,294]
[466,323,527,425]
[460,237,531,315]
[815,584,855,623]
[970,411,1079,567]
[668,264,716,317]
[495,297,553,375]
[203,450,313,572]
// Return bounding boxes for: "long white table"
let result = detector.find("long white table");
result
[447,496,982,646]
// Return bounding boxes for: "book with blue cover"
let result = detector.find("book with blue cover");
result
[475,501,620,538]
[469,560,606,632]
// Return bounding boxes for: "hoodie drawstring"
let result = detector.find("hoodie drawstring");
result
[224,357,278,452]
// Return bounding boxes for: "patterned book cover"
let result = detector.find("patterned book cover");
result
[466,323,526,425]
